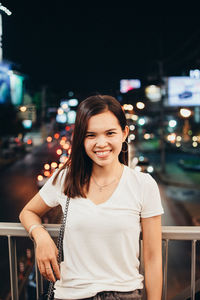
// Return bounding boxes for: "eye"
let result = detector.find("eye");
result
[107,132,116,136]
[85,134,95,138]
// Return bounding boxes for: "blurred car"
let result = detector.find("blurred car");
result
[23,136,33,152]
[131,155,154,174]
[178,91,192,99]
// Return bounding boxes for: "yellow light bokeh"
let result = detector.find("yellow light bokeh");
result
[44,163,50,170]
[51,162,58,169]
[37,175,43,181]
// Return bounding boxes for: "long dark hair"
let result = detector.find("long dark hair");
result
[53,94,128,198]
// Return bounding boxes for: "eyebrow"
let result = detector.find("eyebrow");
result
[86,128,118,133]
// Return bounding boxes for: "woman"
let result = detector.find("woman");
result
[19,95,164,300]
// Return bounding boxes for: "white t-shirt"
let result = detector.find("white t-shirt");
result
[39,165,164,299]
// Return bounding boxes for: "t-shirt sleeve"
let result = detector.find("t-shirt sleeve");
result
[39,168,65,207]
[141,173,164,218]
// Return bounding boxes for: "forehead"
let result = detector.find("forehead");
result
[87,111,120,130]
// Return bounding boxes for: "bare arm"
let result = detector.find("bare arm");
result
[19,192,60,282]
[141,215,163,300]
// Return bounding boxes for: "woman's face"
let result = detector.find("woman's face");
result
[84,110,129,169]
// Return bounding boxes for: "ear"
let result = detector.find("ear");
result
[123,125,129,142]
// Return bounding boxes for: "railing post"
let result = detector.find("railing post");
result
[8,236,19,300]
[163,239,169,300]
[34,243,44,299]
[191,240,196,300]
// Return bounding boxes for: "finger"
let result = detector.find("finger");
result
[39,262,48,279]
[50,257,61,280]
[45,264,56,282]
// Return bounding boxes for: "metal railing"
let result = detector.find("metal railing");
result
[0,223,200,300]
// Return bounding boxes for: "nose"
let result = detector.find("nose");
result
[96,135,108,147]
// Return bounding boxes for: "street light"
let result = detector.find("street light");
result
[0,3,12,62]
[179,108,192,142]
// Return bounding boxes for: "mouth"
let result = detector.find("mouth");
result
[94,150,112,158]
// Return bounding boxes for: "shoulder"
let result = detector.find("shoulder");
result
[52,167,68,185]
[124,165,153,185]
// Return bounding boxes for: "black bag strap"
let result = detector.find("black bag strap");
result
[47,196,70,300]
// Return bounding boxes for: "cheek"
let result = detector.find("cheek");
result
[84,140,93,153]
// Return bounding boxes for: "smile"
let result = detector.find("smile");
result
[95,150,111,158]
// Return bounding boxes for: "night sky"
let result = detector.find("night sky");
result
[2,2,200,94]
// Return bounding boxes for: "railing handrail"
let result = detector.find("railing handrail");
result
[0,223,200,300]
[0,223,200,240]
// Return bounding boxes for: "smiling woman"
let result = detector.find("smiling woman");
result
[19,94,164,300]
[84,110,128,171]
[52,95,129,199]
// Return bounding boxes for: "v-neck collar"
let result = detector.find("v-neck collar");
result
[85,165,127,207]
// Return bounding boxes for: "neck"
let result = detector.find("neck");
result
[92,161,123,182]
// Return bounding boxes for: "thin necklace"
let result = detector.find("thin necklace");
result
[92,176,117,192]
[92,165,123,192]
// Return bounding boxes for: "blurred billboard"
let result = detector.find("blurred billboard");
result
[165,76,200,107]
[10,72,24,106]
[0,63,10,103]
[120,79,141,93]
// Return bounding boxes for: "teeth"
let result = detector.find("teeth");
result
[96,150,110,157]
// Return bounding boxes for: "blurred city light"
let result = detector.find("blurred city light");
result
[190,69,200,79]
[44,163,50,170]
[51,162,58,169]
[56,113,67,123]
[145,85,161,102]
[120,79,141,93]
[22,120,32,129]
[192,142,198,147]
[27,139,32,145]
[67,110,76,124]
[44,171,51,177]
[19,106,27,112]
[60,140,65,146]
[180,108,192,118]
[60,101,69,111]
[37,175,43,181]
[46,136,52,143]
[129,134,135,140]
[60,155,68,163]
[136,102,145,109]
[144,133,151,140]
[169,120,177,128]
[63,143,70,150]
[54,133,60,139]
[135,166,142,172]
[147,166,154,173]
[176,136,182,142]
[129,125,135,130]
[167,133,176,143]
[192,136,198,141]
[123,104,133,111]
[138,118,145,126]
[68,98,78,107]
[68,91,74,97]
[57,108,64,115]
[56,149,62,155]
[131,115,138,121]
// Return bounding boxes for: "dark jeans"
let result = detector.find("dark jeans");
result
[55,289,142,299]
